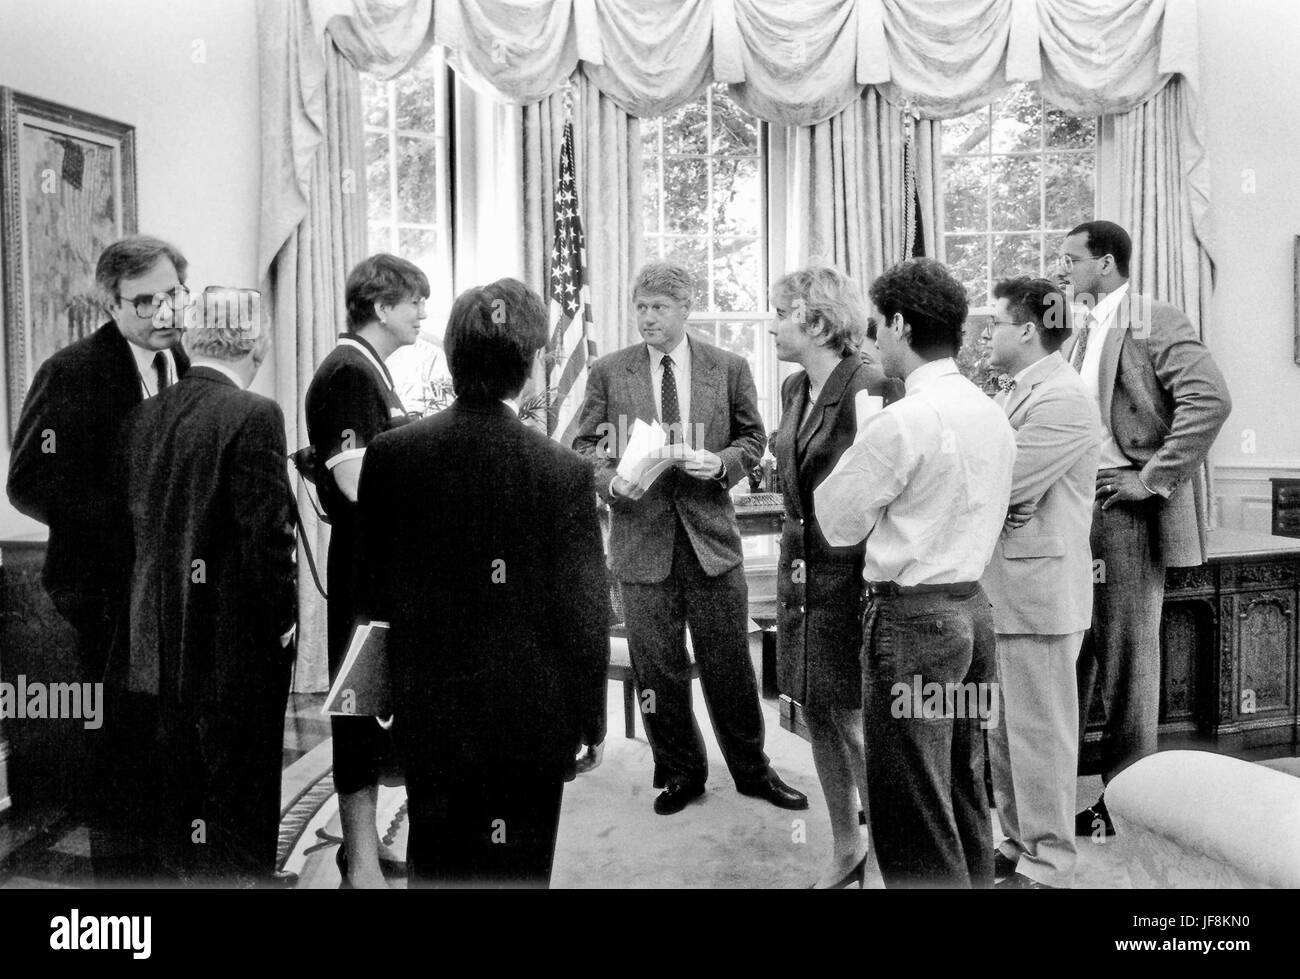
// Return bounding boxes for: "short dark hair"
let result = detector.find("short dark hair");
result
[95,236,187,305]
[1068,220,1131,278]
[992,276,1071,353]
[445,278,548,401]
[344,254,431,330]
[868,258,967,359]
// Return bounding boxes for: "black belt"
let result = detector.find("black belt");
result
[865,580,979,598]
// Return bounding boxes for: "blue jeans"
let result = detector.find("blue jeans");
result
[862,584,996,888]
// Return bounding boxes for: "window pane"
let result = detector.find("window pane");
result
[716,320,760,365]
[945,234,988,305]
[396,136,440,223]
[1044,153,1095,230]
[1045,108,1095,149]
[663,99,708,155]
[658,237,708,305]
[990,87,1040,153]
[366,132,391,225]
[712,95,759,154]
[662,157,710,235]
[394,61,440,133]
[687,321,719,347]
[943,155,988,233]
[398,227,441,278]
[712,157,760,237]
[943,107,989,156]
[713,238,760,312]
[642,161,661,234]
[361,75,388,128]
[991,232,1043,283]
[990,155,1040,231]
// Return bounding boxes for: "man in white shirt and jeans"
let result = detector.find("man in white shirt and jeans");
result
[817,258,1016,888]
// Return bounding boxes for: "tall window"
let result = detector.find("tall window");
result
[361,51,453,413]
[942,84,1097,306]
[642,86,777,428]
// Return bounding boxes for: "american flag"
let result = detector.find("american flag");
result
[547,120,595,446]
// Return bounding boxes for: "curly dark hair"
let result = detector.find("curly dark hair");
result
[868,258,967,358]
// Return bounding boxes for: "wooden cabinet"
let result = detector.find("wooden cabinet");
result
[1080,530,1300,770]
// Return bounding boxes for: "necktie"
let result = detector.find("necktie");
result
[661,355,681,442]
[1070,314,1096,372]
[152,351,170,393]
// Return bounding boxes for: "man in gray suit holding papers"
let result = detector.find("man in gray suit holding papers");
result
[980,277,1101,889]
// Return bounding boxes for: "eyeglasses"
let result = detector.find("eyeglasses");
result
[1055,254,1096,272]
[119,286,192,318]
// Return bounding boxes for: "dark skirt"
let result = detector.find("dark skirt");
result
[777,547,866,712]
[326,517,398,794]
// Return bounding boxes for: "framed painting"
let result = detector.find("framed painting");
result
[1,89,137,439]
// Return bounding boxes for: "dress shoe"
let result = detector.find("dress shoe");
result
[993,849,1018,879]
[654,781,706,815]
[1075,795,1115,837]
[735,770,809,811]
[995,871,1058,890]
[809,853,868,889]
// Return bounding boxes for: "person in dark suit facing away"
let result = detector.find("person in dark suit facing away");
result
[117,290,297,885]
[6,235,191,880]
[769,266,902,888]
[357,278,609,888]
[572,261,808,817]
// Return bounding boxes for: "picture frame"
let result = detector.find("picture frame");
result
[1294,235,1300,366]
[1,89,137,439]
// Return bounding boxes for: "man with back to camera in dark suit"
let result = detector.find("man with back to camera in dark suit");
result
[572,261,808,816]
[357,278,609,887]
[1056,221,1231,837]
[6,235,192,879]
[117,289,297,885]
[979,277,1101,889]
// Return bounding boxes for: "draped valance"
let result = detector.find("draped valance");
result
[260,0,1206,279]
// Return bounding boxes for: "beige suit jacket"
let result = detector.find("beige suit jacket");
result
[982,353,1101,635]
[1069,292,1232,567]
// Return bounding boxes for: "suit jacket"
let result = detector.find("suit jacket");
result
[572,338,766,583]
[773,355,899,702]
[117,368,296,750]
[358,399,610,774]
[7,322,190,597]
[1068,293,1231,567]
[981,353,1102,635]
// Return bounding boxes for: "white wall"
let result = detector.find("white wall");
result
[1200,0,1300,531]
[0,0,263,538]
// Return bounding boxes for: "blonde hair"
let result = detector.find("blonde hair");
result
[769,266,868,355]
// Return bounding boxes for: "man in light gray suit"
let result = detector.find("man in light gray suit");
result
[573,261,807,816]
[1058,221,1231,835]
[981,277,1101,889]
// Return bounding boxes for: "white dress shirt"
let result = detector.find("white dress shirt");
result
[1076,281,1131,470]
[129,342,176,398]
[815,358,1017,586]
[650,335,691,424]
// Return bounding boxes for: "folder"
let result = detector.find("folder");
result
[322,621,391,718]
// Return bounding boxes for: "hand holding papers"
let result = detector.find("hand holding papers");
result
[614,419,699,497]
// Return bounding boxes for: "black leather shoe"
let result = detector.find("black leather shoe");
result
[993,849,1018,879]
[736,770,809,811]
[1075,795,1115,837]
[995,871,1058,890]
[654,781,706,815]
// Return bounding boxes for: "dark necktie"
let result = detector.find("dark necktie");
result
[153,351,170,393]
[1070,313,1096,372]
[661,355,681,443]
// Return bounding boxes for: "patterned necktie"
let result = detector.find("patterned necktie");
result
[1070,314,1096,372]
[661,355,681,443]
[153,351,170,393]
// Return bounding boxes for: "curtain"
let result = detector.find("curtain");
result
[522,75,643,357]
[1113,76,1218,529]
[786,89,943,289]
[267,41,369,693]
